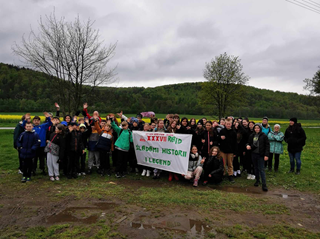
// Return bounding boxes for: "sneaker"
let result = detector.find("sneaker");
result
[228,176,235,183]
[21,177,26,183]
[55,176,60,181]
[168,173,173,181]
[233,171,237,177]
[296,170,300,175]
[115,172,121,178]
[18,169,23,174]
[153,174,159,179]
[173,174,179,181]
[262,184,268,191]
[141,169,146,176]
[237,170,241,176]
[121,173,126,178]
[81,172,86,176]
[247,174,252,180]
[193,179,199,187]
[26,177,31,182]
[288,169,294,173]
[254,180,260,187]
[50,176,55,181]
[77,173,81,176]
[202,181,208,186]
[146,170,151,177]
[250,175,256,180]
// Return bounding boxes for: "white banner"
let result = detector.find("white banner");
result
[132,131,192,175]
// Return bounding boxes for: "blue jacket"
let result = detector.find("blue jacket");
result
[23,117,52,147]
[262,124,271,136]
[17,130,41,159]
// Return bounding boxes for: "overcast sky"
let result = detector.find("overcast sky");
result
[1,0,320,94]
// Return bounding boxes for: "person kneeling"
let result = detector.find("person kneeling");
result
[203,146,224,186]
[182,145,204,187]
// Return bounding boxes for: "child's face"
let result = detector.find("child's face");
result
[202,118,207,124]
[80,127,85,132]
[158,121,164,128]
[212,149,218,156]
[55,127,62,134]
[191,147,198,154]
[254,126,261,133]
[226,122,232,129]
[122,124,128,130]
[133,122,138,127]
[73,125,78,131]
[205,123,212,131]
[220,120,225,126]
[151,123,156,129]
[197,124,202,129]
[33,119,40,126]
[181,120,188,126]
[104,125,111,131]
[143,125,149,131]
[65,116,71,122]
[100,122,106,128]
[79,119,84,124]
[171,122,176,128]
[249,123,254,130]
[25,124,33,132]
[242,120,248,127]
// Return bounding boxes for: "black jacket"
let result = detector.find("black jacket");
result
[204,156,224,176]
[66,130,84,153]
[218,128,237,154]
[247,131,270,157]
[284,123,306,153]
[49,132,67,161]
[201,130,217,156]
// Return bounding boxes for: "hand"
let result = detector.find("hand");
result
[186,126,191,130]
[246,145,251,150]
[73,116,77,121]
[234,155,236,158]
[68,125,73,132]
[203,157,206,160]
[176,125,181,129]
[85,118,89,124]
[221,136,226,140]
[181,174,185,177]
[55,102,60,110]
[83,150,85,155]
[83,103,88,109]
[208,174,212,178]
[200,159,205,164]
[44,112,49,118]
[46,140,49,143]
[264,156,268,161]
[243,152,246,156]
[210,141,213,145]
[117,111,123,118]
[201,139,205,143]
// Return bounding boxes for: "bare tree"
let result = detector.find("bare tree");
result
[200,52,249,119]
[12,12,117,114]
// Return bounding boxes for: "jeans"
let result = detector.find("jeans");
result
[288,151,301,171]
[252,153,266,185]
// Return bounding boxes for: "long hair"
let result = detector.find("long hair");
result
[210,146,221,159]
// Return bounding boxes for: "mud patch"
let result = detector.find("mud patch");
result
[47,202,116,224]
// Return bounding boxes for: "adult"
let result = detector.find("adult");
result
[267,124,284,172]
[284,118,306,175]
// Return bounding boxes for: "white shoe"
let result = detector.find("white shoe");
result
[50,176,55,181]
[250,175,256,180]
[18,169,23,174]
[237,170,241,175]
[81,172,86,176]
[247,174,252,180]
[141,169,146,176]
[77,173,81,176]
[233,171,237,177]
[146,170,151,177]
[55,176,60,181]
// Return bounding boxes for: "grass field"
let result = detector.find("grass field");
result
[0,125,320,238]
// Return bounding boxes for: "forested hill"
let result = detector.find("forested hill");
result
[0,63,319,119]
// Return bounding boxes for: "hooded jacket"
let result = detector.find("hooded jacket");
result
[247,124,270,157]
[111,121,133,152]
[17,130,41,159]
[284,123,306,153]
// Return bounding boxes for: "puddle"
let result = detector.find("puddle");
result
[47,202,115,224]
[274,194,300,199]
[130,218,212,237]
[209,186,263,195]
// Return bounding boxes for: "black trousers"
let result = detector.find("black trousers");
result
[203,172,223,184]
[115,149,129,174]
[268,153,280,171]
[80,151,86,172]
[68,151,80,176]
[22,158,33,178]
[243,151,254,174]
[99,150,111,172]
[33,147,45,171]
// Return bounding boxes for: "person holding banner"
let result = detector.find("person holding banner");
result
[152,120,167,179]
[141,124,153,177]
[182,145,204,187]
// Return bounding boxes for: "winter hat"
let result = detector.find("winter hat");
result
[262,116,268,121]
[289,117,297,124]
[197,121,203,125]
[132,118,139,124]
[61,121,68,126]
[274,124,281,129]
[79,124,86,128]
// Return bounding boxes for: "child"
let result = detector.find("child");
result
[201,121,217,160]
[247,124,270,191]
[141,124,152,177]
[182,145,204,187]
[219,119,237,183]
[194,121,205,153]
[110,116,133,178]
[46,124,66,181]
[167,121,177,133]
[14,115,27,174]
[79,120,92,175]
[152,120,167,179]
[203,146,224,185]
[83,102,102,122]
[87,121,101,174]
[268,124,284,172]
[94,118,114,176]
[17,122,40,182]
[66,122,85,179]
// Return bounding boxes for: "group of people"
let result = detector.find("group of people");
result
[13,103,307,192]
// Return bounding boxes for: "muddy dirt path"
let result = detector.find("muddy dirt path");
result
[0,177,319,238]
